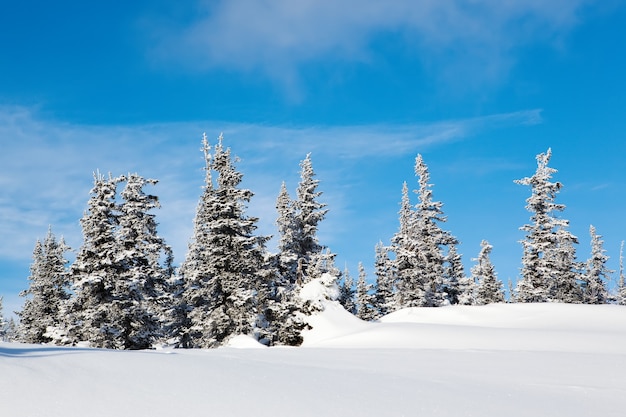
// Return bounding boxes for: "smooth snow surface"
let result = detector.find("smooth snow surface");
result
[2,303,626,417]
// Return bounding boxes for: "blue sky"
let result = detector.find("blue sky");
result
[1,0,626,315]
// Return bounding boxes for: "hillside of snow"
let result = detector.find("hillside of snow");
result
[2,302,626,417]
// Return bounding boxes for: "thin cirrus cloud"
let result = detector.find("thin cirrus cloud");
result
[0,105,540,264]
[151,0,593,89]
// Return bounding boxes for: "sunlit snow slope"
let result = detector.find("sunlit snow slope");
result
[2,302,625,417]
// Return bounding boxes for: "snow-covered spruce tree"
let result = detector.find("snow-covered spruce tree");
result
[548,225,583,303]
[373,241,395,317]
[113,173,175,349]
[0,296,8,341]
[64,173,124,348]
[356,263,376,321]
[17,227,71,344]
[180,134,270,348]
[618,241,626,306]
[268,154,335,344]
[582,225,611,304]
[392,156,457,308]
[472,240,505,305]
[515,148,576,303]
[443,243,469,305]
[275,181,299,284]
[266,181,311,345]
[292,153,329,283]
[258,256,308,346]
[0,297,17,342]
[338,266,356,314]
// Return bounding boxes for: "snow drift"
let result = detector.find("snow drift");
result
[2,302,626,417]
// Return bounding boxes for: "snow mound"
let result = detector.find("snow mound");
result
[301,301,373,346]
[301,302,626,353]
[2,303,626,417]
[224,334,267,349]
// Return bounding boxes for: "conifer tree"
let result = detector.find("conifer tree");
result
[259,259,308,346]
[373,241,395,317]
[355,263,376,321]
[270,154,333,344]
[549,226,583,303]
[472,240,505,305]
[0,296,10,342]
[583,225,611,304]
[338,266,356,314]
[18,227,71,344]
[1,296,18,342]
[64,173,124,348]
[113,173,175,349]
[392,155,456,308]
[292,153,329,282]
[618,241,626,306]
[181,134,270,348]
[275,181,298,284]
[443,243,467,305]
[515,149,574,303]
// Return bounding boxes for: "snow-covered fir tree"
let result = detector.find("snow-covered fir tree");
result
[392,155,457,308]
[338,266,356,314]
[64,173,124,348]
[618,241,626,306]
[112,173,175,349]
[18,227,71,344]
[583,225,611,304]
[515,149,576,303]
[0,296,13,342]
[275,181,299,284]
[258,258,308,347]
[0,297,18,342]
[180,134,270,348]
[548,225,583,303]
[269,154,335,344]
[443,243,469,305]
[292,153,329,283]
[0,297,6,339]
[373,241,395,317]
[472,240,505,305]
[355,263,376,321]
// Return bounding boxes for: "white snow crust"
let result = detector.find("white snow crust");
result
[2,302,626,417]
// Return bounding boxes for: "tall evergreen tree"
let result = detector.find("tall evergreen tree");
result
[181,134,270,348]
[0,296,14,342]
[275,181,298,284]
[0,296,5,340]
[515,149,574,303]
[618,241,626,306]
[269,154,333,345]
[583,225,611,304]
[472,240,505,305]
[443,243,468,305]
[112,173,175,349]
[355,263,376,321]
[292,153,329,283]
[64,173,124,348]
[392,155,456,308]
[338,266,356,314]
[549,225,583,303]
[373,241,395,317]
[18,227,71,344]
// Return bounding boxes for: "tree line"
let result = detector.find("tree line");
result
[2,136,625,347]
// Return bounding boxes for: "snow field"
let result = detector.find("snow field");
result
[2,302,625,417]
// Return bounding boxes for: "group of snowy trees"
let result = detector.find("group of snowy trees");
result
[7,137,626,349]
[513,149,619,304]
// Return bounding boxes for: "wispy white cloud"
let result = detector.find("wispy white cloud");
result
[0,105,540,267]
[150,0,594,92]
